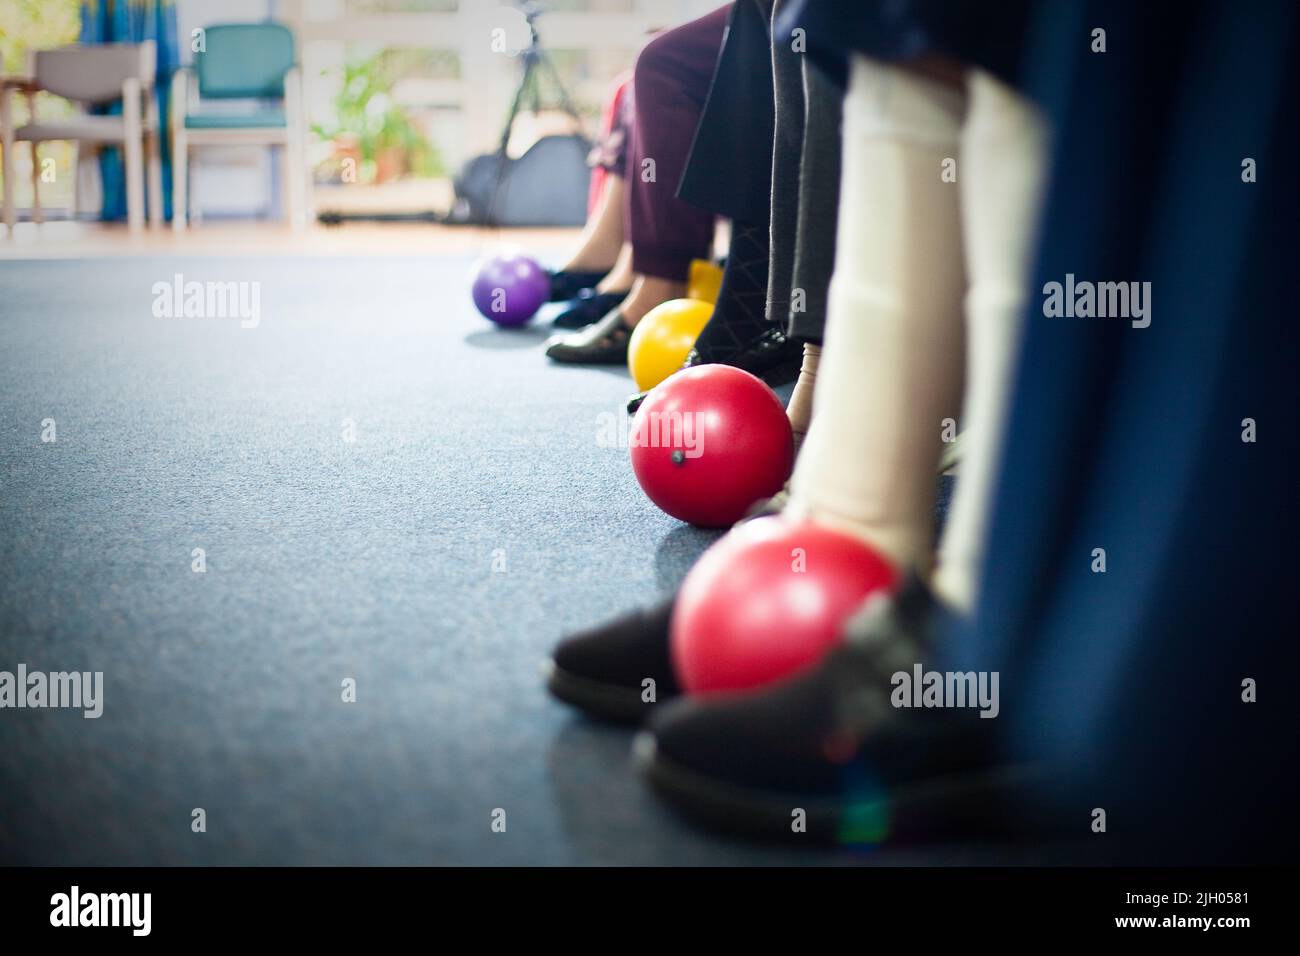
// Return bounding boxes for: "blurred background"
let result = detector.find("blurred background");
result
[0,0,717,229]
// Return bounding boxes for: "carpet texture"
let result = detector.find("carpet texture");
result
[0,256,1000,866]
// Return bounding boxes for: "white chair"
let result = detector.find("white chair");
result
[1,41,161,232]
[171,22,307,230]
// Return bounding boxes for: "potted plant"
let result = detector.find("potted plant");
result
[312,53,441,185]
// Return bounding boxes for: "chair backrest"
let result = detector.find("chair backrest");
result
[32,42,156,104]
[196,23,295,100]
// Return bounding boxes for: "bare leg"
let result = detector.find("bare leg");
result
[562,174,626,273]
[597,242,635,294]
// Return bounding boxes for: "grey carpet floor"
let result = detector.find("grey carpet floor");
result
[0,256,1017,865]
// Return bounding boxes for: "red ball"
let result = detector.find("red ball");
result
[629,365,793,527]
[672,517,898,695]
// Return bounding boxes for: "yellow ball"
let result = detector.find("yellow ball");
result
[628,298,714,391]
[686,259,724,304]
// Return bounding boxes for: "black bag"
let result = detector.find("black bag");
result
[450,133,591,227]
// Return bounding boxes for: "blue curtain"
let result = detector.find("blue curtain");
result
[79,0,179,221]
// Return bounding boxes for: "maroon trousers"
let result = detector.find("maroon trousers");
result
[624,4,730,281]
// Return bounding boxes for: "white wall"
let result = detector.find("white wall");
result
[175,0,728,217]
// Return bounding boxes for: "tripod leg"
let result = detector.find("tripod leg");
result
[535,49,584,124]
[487,53,542,224]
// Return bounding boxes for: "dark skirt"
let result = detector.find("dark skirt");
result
[676,0,775,226]
[775,0,1037,92]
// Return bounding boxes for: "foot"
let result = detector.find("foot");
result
[701,326,804,382]
[552,288,630,330]
[635,576,1035,843]
[545,597,680,723]
[545,309,635,364]
[549,268,610,303]
[546,496,799,721]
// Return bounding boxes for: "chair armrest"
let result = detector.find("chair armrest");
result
[0,75,38,93]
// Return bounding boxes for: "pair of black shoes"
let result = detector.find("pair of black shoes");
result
[546,317,808,386]
[546,576,1042,844]
[551,289,631,332]
[547,267,632,339]
[545,267,635,363]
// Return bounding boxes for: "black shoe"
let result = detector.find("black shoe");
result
[545,309,634,365]
[545,597,680,723]
[635,576,1038,844]
[625,327,804,414]
[548,268,609,302]
[552,288,629,329]
[705,326,805,385]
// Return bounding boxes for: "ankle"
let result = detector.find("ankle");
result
[597,265,633,294]
[622,277,686,325]
[787,343,821,438]
[784,498,931,575]
[596,243,635,293]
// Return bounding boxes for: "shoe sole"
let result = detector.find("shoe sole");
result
[543,659,659,725]
[546,349,629,365]
[635,733,1046,846]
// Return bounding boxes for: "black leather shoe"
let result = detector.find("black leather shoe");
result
[545,597,680,723]
[545,309,634,365]
[552,288,630,329]
[625,327,805,414]
[635,576,1042,844]
[548,268,609,302]
[546,505,793,720]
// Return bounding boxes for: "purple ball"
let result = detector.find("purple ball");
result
[471,254,550,326]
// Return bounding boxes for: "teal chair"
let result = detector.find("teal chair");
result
[171,23,306,229]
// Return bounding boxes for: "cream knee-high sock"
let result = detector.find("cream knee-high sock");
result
[787,57,967,571]
[931,70,1050,612]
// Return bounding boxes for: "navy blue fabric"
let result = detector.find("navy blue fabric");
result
[777,0,1038,90]
[947,1,1299,858]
